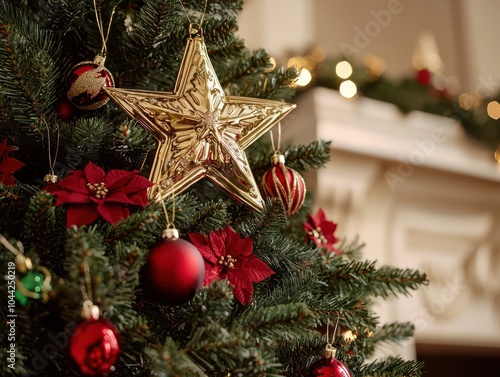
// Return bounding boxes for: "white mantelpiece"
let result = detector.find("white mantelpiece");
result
[284,87,500,358]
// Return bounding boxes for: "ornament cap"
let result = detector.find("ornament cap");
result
[162,227,179,240]
[271,153,285,165]
[93,53,106,66]
[324,344,338,359]
[81,299,100,321]
[44,173,59,184]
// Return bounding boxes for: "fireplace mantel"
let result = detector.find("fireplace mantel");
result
[285,87,500,358]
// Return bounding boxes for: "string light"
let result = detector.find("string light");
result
[335,61,353,79]
[487,101,500,120]
[458,93,475,110]
[339,80,357,99]
[295,68,312,86]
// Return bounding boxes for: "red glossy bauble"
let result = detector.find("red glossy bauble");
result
[307,356,353,377]
[69,318,121,376]
[261,161,306,216]
[66,57,115,110]
[56,98,76,121]
[145,238,205,306]
[416,68,432,86]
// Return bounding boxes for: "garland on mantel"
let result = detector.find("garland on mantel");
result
[295,55,500,158]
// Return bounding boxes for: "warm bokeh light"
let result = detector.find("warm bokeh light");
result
[343,330,357,343]
[495,146,500,163]
[339,80,357,99]
[295,68,312,86]
[335,61,353,79]
[458,93,475,110]
[364,53,386,80]
[487,101,500,120]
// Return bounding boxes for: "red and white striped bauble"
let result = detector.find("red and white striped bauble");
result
[261,154,306,216]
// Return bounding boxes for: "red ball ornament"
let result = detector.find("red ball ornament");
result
[307,356,353,377]
[416,68,432,86]
[145,231,205,306]
[69,318,121,376]
[66,54,115,110]
[261,154,306,216]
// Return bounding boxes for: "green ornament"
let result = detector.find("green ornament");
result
[15,271,46,306]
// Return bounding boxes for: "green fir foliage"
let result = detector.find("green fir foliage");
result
[0,1,428,376]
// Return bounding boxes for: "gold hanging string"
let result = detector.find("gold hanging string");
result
[79,257,100,320]
[44,119,60,182]
[93,0,117,55]
[178,0,208,35]
[160,192,176,229]
[269,122,282,153]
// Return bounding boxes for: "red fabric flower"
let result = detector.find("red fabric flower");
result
[304,209,339,253]
[45,161,154,227]
[188,226,275,305]
[0,139,25,186]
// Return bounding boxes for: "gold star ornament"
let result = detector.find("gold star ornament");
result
[105,31,295,211]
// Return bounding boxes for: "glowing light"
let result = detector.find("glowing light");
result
[335,61,353,79]
[339,80,357,99]
[343,330,357,343]
[295,68,312,86]
[495,146,500,163]
[487,101,500,120]
[265,57,276,72]
[364,53,386,80]
[458,93,474,110]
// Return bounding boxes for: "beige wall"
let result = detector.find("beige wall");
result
[239,0,500,93]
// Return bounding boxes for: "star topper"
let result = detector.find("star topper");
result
[105,29,295,211]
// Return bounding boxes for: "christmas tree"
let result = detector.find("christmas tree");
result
[0,1,428,376]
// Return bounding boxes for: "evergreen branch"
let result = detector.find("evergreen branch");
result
[237,303,316,344]
[60,117,115,169]
[0,183,36,238]
[337,235,365,260]
[356,356,424,377]
[324,259,428,299]
[283,140,332,172]
[104,205,162,246]
[22,190,65,271]
[233,198,288,238]
[0,4,61,134]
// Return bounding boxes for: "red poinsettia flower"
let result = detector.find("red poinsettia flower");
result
[0,138,25,186]
[188,226,275,305]
[45,161,154,227]
[304,208,339,253]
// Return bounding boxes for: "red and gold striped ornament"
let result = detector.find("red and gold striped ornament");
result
[261,153,306,216]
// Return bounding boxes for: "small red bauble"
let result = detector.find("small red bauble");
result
[261,154,306,216]
[56,97,76,121]
[416,68,432,86]
[66,54,115,110]
[307,356,353,377]
[145,237,205,306]
[69,318,121,376]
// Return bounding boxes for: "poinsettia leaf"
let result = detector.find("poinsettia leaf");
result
[126,191,149,207]
[0,157,25,174]
[97,202,129,224]
[188,233,219,264]
[65,192,93,204]
[66,204,100,227]
[105,191,131,205]
[237,256,275,282]
[0,174,15,185]
[110,173,154,193]
[84,161,105,184]
[48,174,88,194]
[230,277,254,305]
[203,264,222,286]
[208,229,227,258]
[103,169,135,189]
